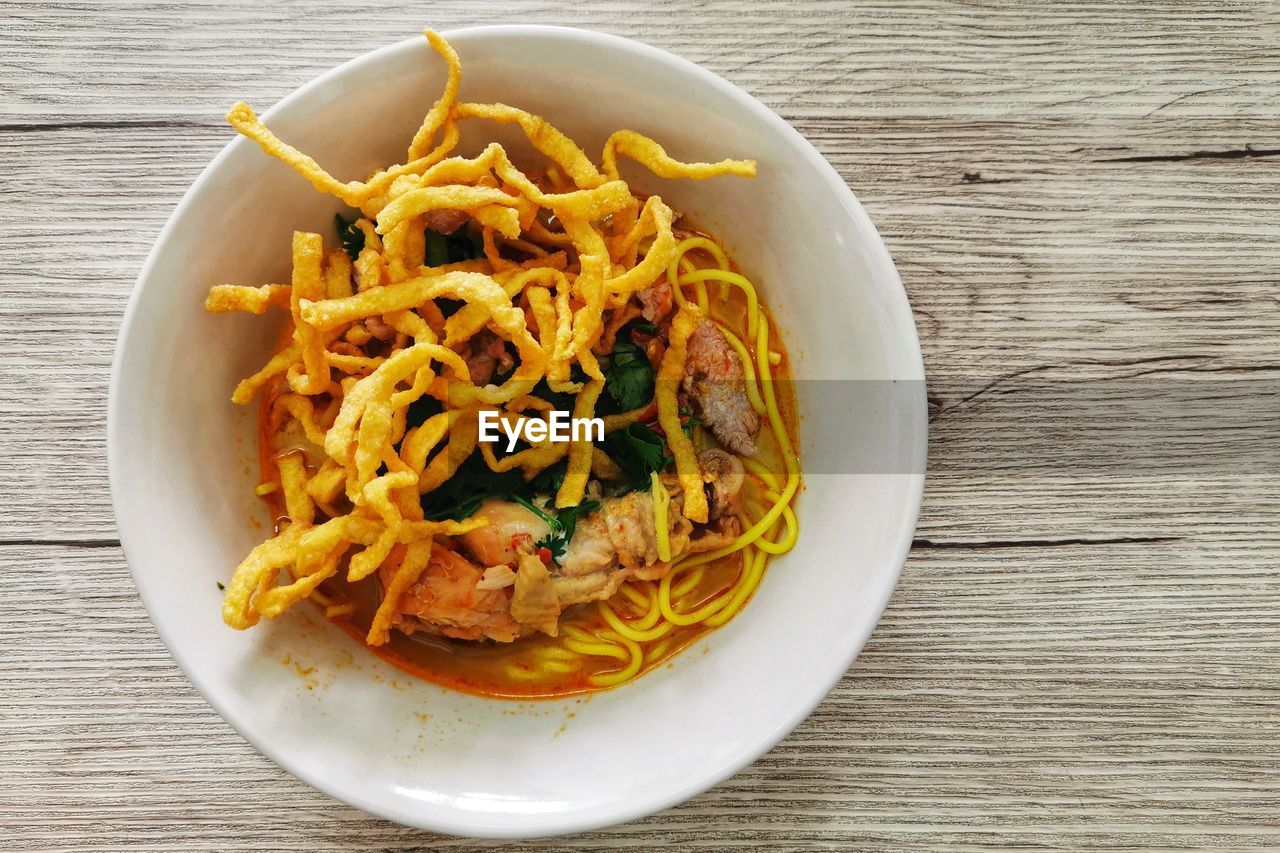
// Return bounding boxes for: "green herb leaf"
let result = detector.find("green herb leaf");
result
[512,494,559,531]
[425,229,450,267]
[335,213,364,260]
[552,499,599,551]
[678,404,702,436]
[425,228,484,267]
[600,422,670,494]
[216,581,226,591]
[446,231,483,262]
[535,499,601,562]
[530,459,568,494]
[420,451,527,521]
[604,339,655,412]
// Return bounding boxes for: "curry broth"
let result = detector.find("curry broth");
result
[254,256,798,700]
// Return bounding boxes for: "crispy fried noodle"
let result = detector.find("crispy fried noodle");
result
[208,27,801,697]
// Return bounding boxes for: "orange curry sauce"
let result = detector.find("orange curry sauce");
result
[253,265,798,699]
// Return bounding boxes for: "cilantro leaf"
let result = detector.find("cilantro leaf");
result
[447,231,483,262]
[419,450,588,530]
[425,228,484,267]
[530,459,568,494]
[511,494,558,529]
[511,495,602,564]
[534,499,601,563]
[600,422,670,494]
[604,338,654,412]
[335,213,364,260]
[425,229,449,267]
[679,404,702,437]
[420,451,526,521]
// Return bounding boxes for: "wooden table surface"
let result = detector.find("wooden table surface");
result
[4,1,1278,849]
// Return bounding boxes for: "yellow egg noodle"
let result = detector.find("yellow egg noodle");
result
[208,27,800,691]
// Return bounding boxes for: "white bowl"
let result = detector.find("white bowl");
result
[109,25,926,838]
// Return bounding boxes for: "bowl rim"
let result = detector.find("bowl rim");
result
[108,23,927,838]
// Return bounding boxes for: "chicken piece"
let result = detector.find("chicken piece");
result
[554,494,737,594]
[558,512,616,580]
[683,320,760,456]
[685,516,741,554]
[424,208,469,235]
[636,279,674,323]
[382,546,521,643]
[510,552,561,636]
[476,564,517,590]
[381,452,748,643]
[365,314,396,342]
[593,303,642,355]
[551,508,662,598]
[560,490,691,578]
[550,569,631,607]
[602,490,667,568]
[558,449,752,586]
[458,498,551,567]
[644,333,666,367]
[464,329,514,385]
[698,448,745,521]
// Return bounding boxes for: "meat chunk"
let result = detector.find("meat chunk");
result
[636,279,674,323]
[600,491,664,568]
[381,453,748,642]
[558,513,617,580]
[559,490,690,579]
[698,448,745,521]
[458,498,551,566]
[424,208,469,235]
[382,546,521,643]
[509,552,561,636]
[365,315,396,341]
[464,329,514,385]
[682,320,760,456]
[476,564,517,590]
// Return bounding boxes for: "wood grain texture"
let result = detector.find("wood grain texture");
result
[2,0,1278,849]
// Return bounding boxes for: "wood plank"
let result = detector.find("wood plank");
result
[2,541,1276,848]
[3,0,1279,847]
[4,1,1280,121]
[1,118,1276,538]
